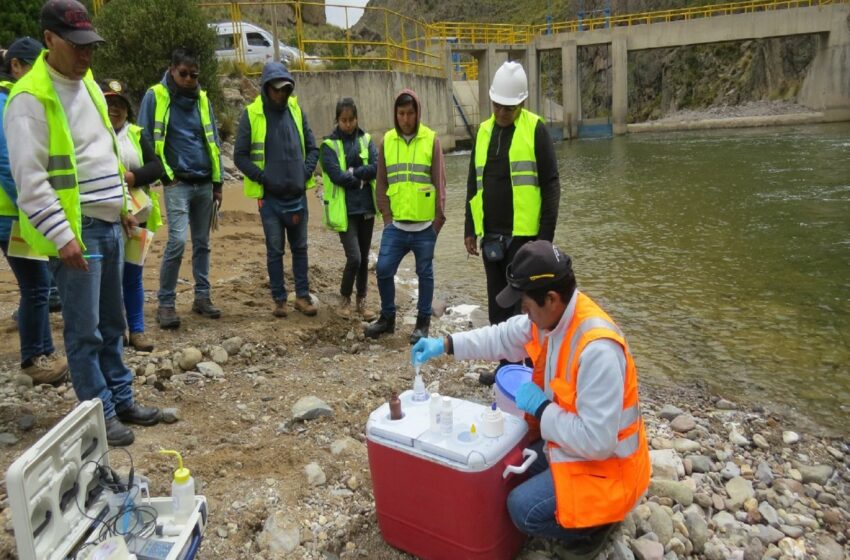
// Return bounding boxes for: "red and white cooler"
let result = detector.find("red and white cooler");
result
[367,391,538,560]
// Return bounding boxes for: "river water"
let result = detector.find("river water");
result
[433,123,850,434]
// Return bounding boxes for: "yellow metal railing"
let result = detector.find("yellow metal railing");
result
[93,0,845,79]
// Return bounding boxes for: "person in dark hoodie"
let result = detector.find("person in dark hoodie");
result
[233,62,319,318]
[364,89,446,344]
[138,47,223,329]
[319,97,378,321]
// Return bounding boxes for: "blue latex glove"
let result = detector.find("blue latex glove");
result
[515,382,548,416]
[411,337,445,366]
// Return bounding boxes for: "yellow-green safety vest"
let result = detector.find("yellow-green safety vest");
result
[471,109,543,237]
[0,80,17,217]
[320,134,377,232]
[124,123,163,233]
[243,94,315,199]
[7,51,125,256]
[383,125,436,222]
[149,83,221,183]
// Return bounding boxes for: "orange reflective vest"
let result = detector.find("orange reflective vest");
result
[524,292,650,529]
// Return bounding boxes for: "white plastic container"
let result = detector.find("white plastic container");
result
[429,393,441,433]
[160,450,196,526]
[440,397,453,435]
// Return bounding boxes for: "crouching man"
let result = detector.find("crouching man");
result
[412,241,649,558]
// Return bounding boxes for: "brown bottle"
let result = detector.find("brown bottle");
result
[389,391,403,420]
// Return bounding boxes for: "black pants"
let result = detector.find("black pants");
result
[482,236,535,325]
[339,214,375,298]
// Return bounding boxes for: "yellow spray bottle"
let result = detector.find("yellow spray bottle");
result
[160,449,195,525]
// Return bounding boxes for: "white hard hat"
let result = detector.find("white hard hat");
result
[489,61,528,105]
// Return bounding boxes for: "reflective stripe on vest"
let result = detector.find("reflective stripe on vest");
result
[149,83,221,183]
[320,134,376,232]
[471,109,542,237]
[7,52,124,256]
[529,292,650,529]
[242,94,315,199]
[382,125,435,222]
[124,124,162,233]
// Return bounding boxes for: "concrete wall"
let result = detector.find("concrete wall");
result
[294,70,455,150]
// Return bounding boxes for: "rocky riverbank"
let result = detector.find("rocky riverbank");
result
[0,189,847,559]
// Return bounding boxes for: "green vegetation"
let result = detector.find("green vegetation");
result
[92,0,222,112]
[0,0,43,47]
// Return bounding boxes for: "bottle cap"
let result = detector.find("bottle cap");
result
[160,449,191,484]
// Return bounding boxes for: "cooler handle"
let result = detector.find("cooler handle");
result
[502,447,538,479]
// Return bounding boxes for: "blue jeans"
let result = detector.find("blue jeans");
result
[51,218,134,418]
[375,223,435,316]
[259,197,309,302]
[0,240,55,363]
[123,262,144,333]
[507,440,614,545]
[158,182,213,307]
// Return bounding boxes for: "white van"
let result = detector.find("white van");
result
[209,21,325,69]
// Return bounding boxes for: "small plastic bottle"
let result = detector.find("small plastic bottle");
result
[440,397,453,435]
[159,449,195,525]
[411,373,428,402]
[429,392,441,433]
[389,392,403,420]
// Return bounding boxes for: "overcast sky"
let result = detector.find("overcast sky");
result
[326,0,369,28]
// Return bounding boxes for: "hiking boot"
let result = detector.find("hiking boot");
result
[409,314,431,345]
[129,332,154,352]
[557,523,618,560]
[336,295,352,319]
[273,300,288,318]
[356,296,377,322]
[364,313,395,339]
[478,369,497,387]
[23,354,68,386]
[105,416,134,447]
[116,403,162,426]
[192,298,221,319]
[156,307,181,329]
[294,295,318,316]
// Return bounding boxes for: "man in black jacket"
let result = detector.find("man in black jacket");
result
[233,62,319,318]
[465,61,561,385]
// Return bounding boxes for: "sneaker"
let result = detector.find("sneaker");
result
[478,370,497,387]
[156,307,181,329]
[105,416,135,447]
[356,296,377,322]
[294,295,318,316]
[192,298,221,319]
[116,403,162,426]
[23,354,68,386]
[273,300,288,318]
[364,313,396,339]
[336,295,352,319]
[129,332,154,352]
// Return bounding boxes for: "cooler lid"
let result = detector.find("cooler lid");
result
[367,391,528,472]
[5,400,111,560]
[495,364,532,401]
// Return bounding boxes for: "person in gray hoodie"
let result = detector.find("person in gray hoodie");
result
[233,62,319,317]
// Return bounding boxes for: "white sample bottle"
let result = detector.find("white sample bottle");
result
[440,397,453,435]
[429,392,441,433]
[160,449,195,525]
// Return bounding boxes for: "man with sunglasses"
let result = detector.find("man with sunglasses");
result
[139,48,223,329]
[465,61,561,387]
[412,241,649,558]
[4,0,162,446]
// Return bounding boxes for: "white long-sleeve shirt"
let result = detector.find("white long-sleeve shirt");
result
[452,289,627,461]
[4,62,122,251]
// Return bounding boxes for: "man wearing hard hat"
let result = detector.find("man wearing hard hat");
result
[465,61,561,386]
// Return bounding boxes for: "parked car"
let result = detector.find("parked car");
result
[209,21,325,70]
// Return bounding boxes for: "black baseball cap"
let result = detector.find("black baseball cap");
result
[40,0,104,46]
[6,37,44,65]
[495,240,573,307]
